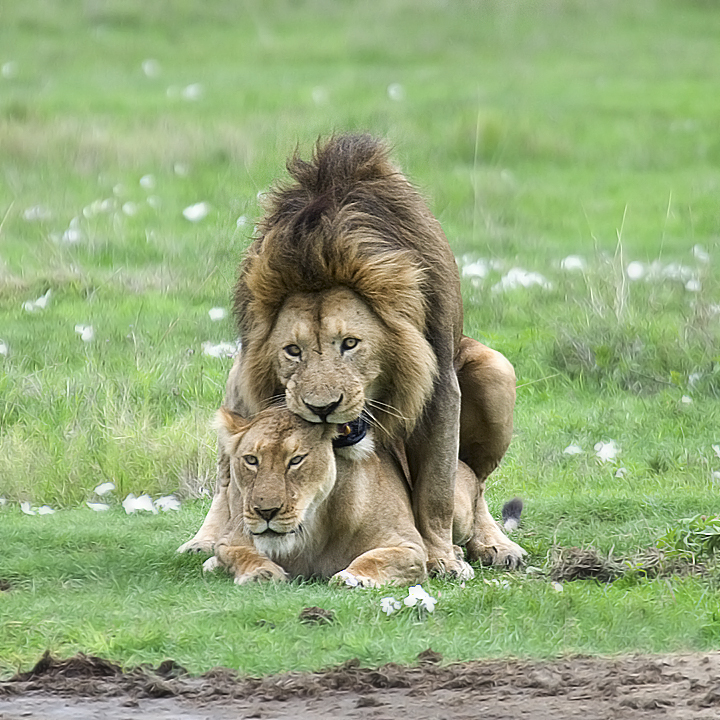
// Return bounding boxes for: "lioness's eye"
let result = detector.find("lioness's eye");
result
[243,455,259,466]
[288,454,306,467]
[341,337,359,352]
[284,344,302,358]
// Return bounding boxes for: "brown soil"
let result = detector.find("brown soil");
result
[2,650,720,720]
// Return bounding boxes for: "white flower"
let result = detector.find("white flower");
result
[403,585,437,613]
[387,83,405,101]
[20,502,36,516]
[461,260,490,279]
[23,205,52,221]
[201,340,239,358]
[552,582,564,593]
[594,440,619,463]
[122,201,139,217]
[23,289,52,313]
[181,83,203,101]
[685,279,701,293]
[560,255,586,272]
[626,261,645,280]
[693,244,710,263]
[87,502,110,512]
[122,493,158,514]
[208,307,227,321]
[141,59,161,78]
[713,445,720,460]
[183,201,210,222]
[2,61,18,78]
[681,396,693,404]
[484,578,510,589]
[563,444,583,456]
[492,268,551,293]
[139,174,156,190]
[37,505,55,515]
[0,340,8,357]
[311,87,329,105]
[713,471,720,482]
[615,467,627,478]
[380,596,402,615]
[94,481,115,496]
[74,325,94,342]
[155,495,181,512]
[236,215,248,228]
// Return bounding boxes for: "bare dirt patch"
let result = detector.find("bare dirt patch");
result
[2,650,720,719]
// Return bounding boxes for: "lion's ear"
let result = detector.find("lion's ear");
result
[214,407,249,455]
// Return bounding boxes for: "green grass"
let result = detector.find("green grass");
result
[2,0,720,678]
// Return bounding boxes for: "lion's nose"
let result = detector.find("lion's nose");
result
[304,396,342,420]
[255,506,281,521]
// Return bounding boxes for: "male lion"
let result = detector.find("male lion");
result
[203,406,524,586]
[178,134,521,576]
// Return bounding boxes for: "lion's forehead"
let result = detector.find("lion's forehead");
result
[275,288,380,344]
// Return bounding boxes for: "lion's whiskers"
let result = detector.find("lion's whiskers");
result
[362,407,391,438]
[366,399,411,423]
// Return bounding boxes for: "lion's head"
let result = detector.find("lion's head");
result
[215,406,339,560]
[234,135,445,443]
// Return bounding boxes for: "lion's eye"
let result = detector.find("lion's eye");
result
[340,337,359,353]
[284,344,302,358]
[288,454,306,468]
[243,455,259,466]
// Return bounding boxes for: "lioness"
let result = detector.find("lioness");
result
[204,406,525,587]
[179,134,521,576]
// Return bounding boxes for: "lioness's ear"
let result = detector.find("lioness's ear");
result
[214,407,249,455]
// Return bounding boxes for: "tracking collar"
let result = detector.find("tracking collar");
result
[332,417,369,449]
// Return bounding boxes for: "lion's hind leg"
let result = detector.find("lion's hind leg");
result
[331,543,428,588]
[464,491,526,569]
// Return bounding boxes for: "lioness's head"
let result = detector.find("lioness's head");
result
[215,406,338,559]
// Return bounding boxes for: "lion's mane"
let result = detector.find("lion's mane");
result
[234,134,447,442]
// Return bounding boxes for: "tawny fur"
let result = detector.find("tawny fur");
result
[178,135,520,576]
[207,406,524,587]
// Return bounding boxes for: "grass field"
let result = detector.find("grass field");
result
[2,0,720,678]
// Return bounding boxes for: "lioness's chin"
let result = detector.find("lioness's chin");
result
[252,529,303,560]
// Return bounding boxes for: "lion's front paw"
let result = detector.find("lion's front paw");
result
[177,537,214,554]
[468,536,527,570]
[427,555,475,581]
[202,556,221,573]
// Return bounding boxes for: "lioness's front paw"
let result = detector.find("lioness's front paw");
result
[234,564,288,585]
[330,569,378,588]
[427,556,475,581]
[177,537,214,554]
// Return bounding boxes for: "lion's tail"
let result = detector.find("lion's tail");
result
[501,497,523,533]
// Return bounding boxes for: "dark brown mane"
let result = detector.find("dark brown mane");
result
[233,134,452,440]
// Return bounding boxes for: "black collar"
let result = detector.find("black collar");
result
[332,417,369,449]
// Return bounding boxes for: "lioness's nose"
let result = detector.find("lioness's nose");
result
[304,396,342,420]
[255,506,281,521]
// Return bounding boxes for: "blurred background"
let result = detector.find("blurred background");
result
[1,0,719,504]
